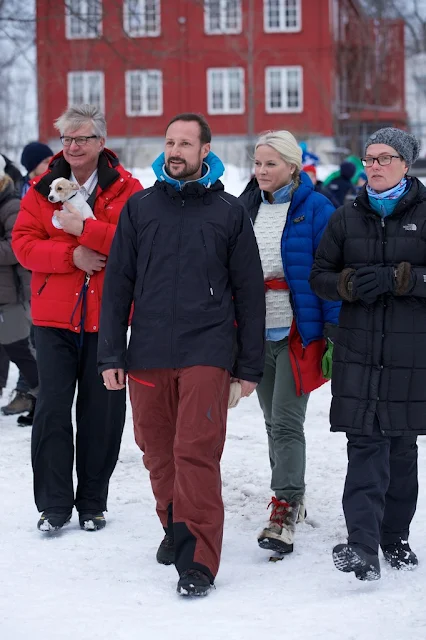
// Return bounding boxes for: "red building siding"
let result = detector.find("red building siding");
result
[36,0,406,151]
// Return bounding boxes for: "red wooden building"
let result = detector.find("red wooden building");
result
[36,0,407,165]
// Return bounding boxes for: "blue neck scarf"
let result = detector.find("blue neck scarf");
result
[261,180,294,205]
[367,178,409,218]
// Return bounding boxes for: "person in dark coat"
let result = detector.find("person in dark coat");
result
[98,113,265,597]
[0,157,38,415]
[238,131,339,557]
[0,145,53,420]
[324,161,357,207]
[310,127,423,581]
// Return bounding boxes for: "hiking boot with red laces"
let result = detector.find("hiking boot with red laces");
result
[258,497,302,554]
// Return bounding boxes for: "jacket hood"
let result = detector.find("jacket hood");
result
[34,148,123,198]
[152,151,225,191]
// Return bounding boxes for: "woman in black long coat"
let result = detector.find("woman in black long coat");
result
[310,127,424,581]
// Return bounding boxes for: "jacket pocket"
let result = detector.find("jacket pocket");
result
[134,221,159,300]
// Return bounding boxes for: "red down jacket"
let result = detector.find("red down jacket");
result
[12,149,142,333]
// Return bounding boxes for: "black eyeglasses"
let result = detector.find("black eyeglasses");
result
[361,155,401,167]
[60,135,99,146]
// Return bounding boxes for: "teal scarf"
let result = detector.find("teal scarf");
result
[367,178,408,217]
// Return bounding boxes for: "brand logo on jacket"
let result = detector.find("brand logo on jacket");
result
[403,223,417,231]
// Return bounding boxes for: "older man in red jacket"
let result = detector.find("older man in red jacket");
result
[12,104,142,533]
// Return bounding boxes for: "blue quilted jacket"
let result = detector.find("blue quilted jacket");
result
[239,172,341,346]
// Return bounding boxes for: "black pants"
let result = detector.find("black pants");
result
[0,325,36,392]
[32,327,126,514]
[343,418,418,554]
[1,337,38,391]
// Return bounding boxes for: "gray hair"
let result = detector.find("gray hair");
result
[54,104,107,138]
[255,130,302,170]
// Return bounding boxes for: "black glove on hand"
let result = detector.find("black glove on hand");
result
[353,266,395,304]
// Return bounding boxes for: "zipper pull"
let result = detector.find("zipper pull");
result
[381,217,385,227]
[85,273,91,287]
[210,287,214,296]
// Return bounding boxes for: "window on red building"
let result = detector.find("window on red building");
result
[207,68,245,114]
[125,70,163,116]
[68,71,105,112]
[265,66,303,113]
[263,0,301,33]
[65,0,102,39]
[204,0,242,35]
[123,0,161,37]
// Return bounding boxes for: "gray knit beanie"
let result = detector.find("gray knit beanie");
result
[364,128,420,167]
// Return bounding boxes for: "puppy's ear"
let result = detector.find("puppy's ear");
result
[70,182,79,191]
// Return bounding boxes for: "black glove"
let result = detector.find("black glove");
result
[353,266,395,304]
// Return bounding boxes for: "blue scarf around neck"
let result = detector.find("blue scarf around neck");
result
[367,178,409,217]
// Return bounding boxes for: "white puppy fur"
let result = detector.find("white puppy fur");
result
[48,177,95,229]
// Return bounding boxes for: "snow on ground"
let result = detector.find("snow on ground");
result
[1,364,426,640]
[2,164,426,638]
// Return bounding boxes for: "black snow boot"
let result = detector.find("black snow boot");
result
[177,569,212,597]
[79,512,106,531]
[37,510,72,532]
[381,539,418,570]
[156,534,175,565]
[332,543,381,581]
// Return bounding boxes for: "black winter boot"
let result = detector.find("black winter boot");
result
[177,570,212,597]
[17,401,35,426]
[332,543,381,581]
[381,539,418,570]
[37,510,72,532]
[156,534,175,565]
[79,512,106,531]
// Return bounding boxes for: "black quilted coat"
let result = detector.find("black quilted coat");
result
[310,177,426,436]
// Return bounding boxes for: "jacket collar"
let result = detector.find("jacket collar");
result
[152,151,225,192]
[34,148,121,198]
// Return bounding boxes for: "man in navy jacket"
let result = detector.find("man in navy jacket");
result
[98,113,265,597]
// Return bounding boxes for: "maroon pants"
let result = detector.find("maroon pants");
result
[129,366,230,582]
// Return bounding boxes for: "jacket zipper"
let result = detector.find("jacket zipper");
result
[281,219,305,394]
[171,199,185,367]
[201,229,214,298]
[377,216,386,429]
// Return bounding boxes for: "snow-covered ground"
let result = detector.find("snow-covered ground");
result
[2,165,426,638]
[1,365,426,640]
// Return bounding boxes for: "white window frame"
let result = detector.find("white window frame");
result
[204,0,242,35]
[65,0,102,40]
[207,68,245,115]
[125,70,163,116]
[123,0,161,38]
[264,0,302,34]
[265,66,303,113]
[67,71,105,113]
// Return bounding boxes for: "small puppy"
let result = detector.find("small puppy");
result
[48,177,95,229]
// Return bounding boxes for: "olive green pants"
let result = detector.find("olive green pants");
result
[256,338,309,502]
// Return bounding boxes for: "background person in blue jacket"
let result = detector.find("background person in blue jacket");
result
[239,130,340,556]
